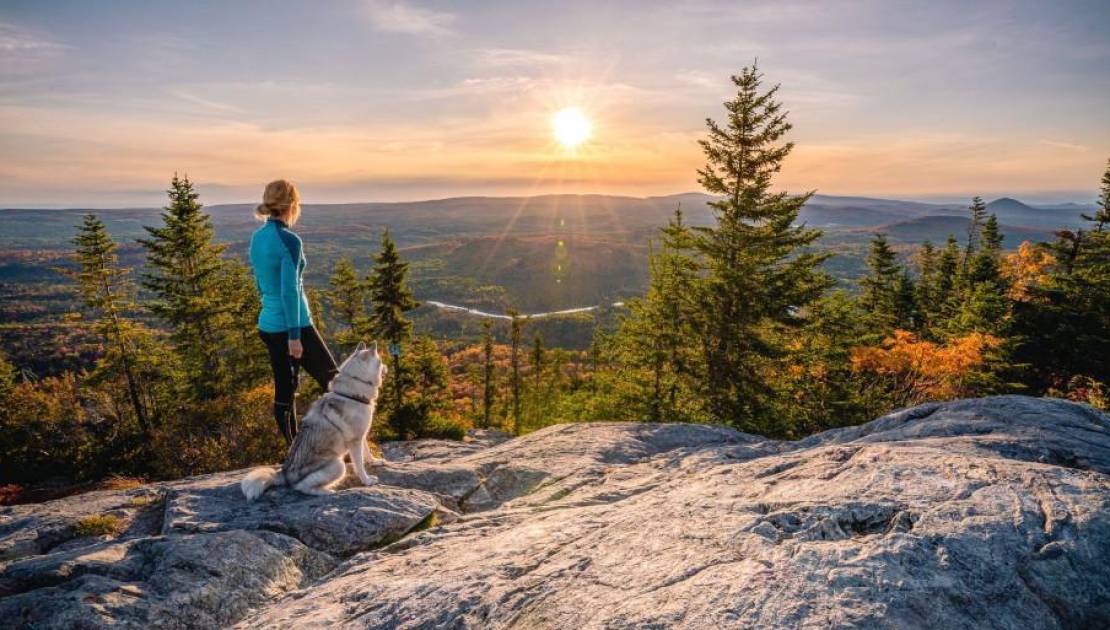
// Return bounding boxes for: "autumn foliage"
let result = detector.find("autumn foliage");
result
[850,330,1002,407]
[1003,241,1055,301]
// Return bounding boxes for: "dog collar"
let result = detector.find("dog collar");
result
[332,390,372,405]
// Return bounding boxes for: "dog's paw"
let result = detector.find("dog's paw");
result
[360,474,380,486]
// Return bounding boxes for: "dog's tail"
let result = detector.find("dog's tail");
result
[241,466,285,501]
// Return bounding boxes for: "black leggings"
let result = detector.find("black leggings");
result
[259,326,338,443]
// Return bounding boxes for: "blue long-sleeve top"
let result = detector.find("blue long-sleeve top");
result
[249,217,312,340]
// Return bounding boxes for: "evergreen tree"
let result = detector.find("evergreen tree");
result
[953,213,1011,335]
[892,269,919,331]
[325,257,368,350]
[982,214,1004,251]
[530,331,546,387]
[1014,159,1110,388]
[138,175,234,398]
[691,64,833,432]
[965,196,988,261]
[367,229,419,405]
[859,233,901,329]
[387,336,451,439]
[915,241,939,330]
[508,309,523,435]
[613,209,705,423]
[931,235,962,331]
[481,319,495,429]
[65,214,152,433]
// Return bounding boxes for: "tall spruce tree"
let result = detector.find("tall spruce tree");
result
[965,196,988,262]
[66,214,151,433]
[139,175,234,398]
[614,209,705,423]
[367,229,419,405]
[859,233,901,330]
[692,64,832,431]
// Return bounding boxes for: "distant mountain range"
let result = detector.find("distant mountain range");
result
[0,191,1099,338]
[1,192,1094,251]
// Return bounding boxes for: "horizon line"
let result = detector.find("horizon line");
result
[1,189,1101,212]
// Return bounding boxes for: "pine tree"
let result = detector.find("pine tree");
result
[138,175,235,398]
[982,214,1003,251]
[508,309,523,435]
[65,215,152,433]
[953,213,1011,335]
[367,229,419,405]
[859,233,901,329]
[914,240,939,330]
[691,64,832,432]
[613,209,704,422]
[530,331,545,387]
[481,319,495,429]
[931,235,962,331]
[325,257,368,350]
[387,335,451,439]
[1014,159,1110,388]
[892,269,919,331]
[965,196,988,261]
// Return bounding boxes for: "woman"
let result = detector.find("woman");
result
[249,179,338,445]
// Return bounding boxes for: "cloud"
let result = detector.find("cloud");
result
[476,48,566,68]
[0,22,69,53]
[1039,139,1090,152]
[364,1,456,36]
[0,22,69,76]
[675,70,717,89]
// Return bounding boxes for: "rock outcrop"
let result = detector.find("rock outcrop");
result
[1,396,1108,628]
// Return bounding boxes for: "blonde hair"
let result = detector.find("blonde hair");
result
[255,179,302,226]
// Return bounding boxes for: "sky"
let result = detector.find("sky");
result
[1,0,1108,207]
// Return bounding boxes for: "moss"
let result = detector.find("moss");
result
[128,494,160,507]
[545,487,573,503]
[74,514,124,537]
[375,512,440,548]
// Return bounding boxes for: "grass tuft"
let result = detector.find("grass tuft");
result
[74,514,125,537]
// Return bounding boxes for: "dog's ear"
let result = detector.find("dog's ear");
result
[372,341,379,356]
[354,341,366,353]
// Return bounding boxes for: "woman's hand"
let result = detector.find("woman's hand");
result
[288,339,304,359]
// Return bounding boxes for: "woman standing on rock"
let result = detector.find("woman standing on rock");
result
[249,179,339,446]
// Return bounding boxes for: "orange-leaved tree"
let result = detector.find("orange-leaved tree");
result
[850,330,1002,408]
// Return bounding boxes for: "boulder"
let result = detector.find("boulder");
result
[1,396,1108,629]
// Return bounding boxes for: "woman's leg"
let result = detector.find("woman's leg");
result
[297,326,339,391]
[259,330,299,445]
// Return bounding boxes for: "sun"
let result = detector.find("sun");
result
[552,107,592,149]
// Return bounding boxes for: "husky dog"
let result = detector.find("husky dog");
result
[242,341,387,501]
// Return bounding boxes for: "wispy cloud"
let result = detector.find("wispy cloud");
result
[476,48,565,68]
[1039,139,1090,152]
[0,22,69,53]
[364,1,456,36]
[674,70,717,89]
[0,22,69,76]
[165,88,246,116]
